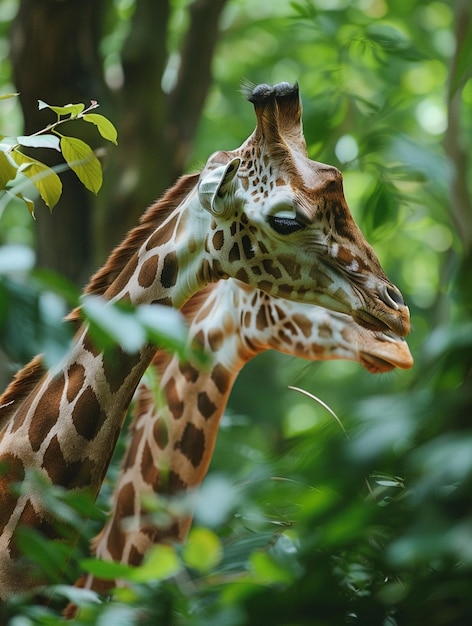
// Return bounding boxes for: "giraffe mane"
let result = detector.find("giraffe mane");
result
[67,172,200,323]
[0,355,45,431]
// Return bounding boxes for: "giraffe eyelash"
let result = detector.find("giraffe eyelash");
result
[267,215,305,235]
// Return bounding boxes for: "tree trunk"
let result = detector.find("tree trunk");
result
[9,0,229,279]
[9,0,109,286]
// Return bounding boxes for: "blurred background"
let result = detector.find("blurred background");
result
[0,0,471,624]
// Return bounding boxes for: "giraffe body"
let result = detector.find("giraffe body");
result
[0,82,410,599]
[80,279,412,593]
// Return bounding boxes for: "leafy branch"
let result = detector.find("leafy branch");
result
[0,96,117,216]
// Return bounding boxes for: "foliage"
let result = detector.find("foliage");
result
[0,97,117,215]
[1,0,472,625]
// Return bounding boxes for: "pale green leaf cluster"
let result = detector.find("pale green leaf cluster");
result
[0,95,117,216]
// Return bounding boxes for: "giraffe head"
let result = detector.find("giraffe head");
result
[197,82,410,337]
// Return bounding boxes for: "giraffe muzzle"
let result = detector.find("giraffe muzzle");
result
[352,303,410,337]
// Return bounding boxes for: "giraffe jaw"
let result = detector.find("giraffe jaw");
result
[359,336,414,373]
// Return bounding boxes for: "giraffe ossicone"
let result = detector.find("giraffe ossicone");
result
[0,81,411,601]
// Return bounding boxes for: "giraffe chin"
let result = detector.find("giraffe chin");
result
[359,344,414,374]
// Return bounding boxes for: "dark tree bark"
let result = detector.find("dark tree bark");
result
[9,0,230,277]
[9,0,108,286]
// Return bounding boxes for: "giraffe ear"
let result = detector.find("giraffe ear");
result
[198,157,241,217]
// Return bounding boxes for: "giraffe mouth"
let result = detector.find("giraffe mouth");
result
[359,337,414,374]
[359,353,397,374]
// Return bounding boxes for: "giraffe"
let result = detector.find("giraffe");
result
[0,81,410,599]
[74,278,412,599]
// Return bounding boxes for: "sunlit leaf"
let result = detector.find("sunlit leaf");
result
[10,149,62,209]
[182,527,223,572]
[45,584,100,607]
[0,149,18,188]
[129,544,181,582]
[16,192,35,216]
[60,135,102,193]
[83,113,118,144]
[81,296,146,353]
[38,100,85,117]
[0,92,20,100]
[136,303,190,358]
[250,550,293,585]
[17,133,61,151]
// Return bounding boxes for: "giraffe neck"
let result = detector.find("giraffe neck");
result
[84,279,412,589]
[0,174,223,599]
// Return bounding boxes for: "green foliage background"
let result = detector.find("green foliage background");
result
[1,0,471,624]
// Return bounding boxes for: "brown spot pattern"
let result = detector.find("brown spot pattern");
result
[319,322,333,339]
[292,314,313,338]
[66,363,86,403]
[138,255,159,289]
[106,483,135,560]
[262,259,282,279]
[164,377,184,419]
[175,423,205,467]
[278,255,301,280]
[28,374,64,452]
[179,362,199,383]
[103,348,142,394]
[71,386,107,441]
[147,213,179,250]
[212,230,224,250]
[208,328,224,352]
[211,363,231,394]
[161,251,179,288]
[154,417,169,450]
[235,267,249,283]
[0,454,25,535]
[256,306,267,331]
[122,426,143,468]
[229,242,241,262]
[141,440,158,485]
[197,391,216,419]
[43,435,96,488]
[241,235,255,259]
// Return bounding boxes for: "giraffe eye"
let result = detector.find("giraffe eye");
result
[267,215,305,235]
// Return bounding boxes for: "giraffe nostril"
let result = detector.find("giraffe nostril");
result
[382,285,405,309]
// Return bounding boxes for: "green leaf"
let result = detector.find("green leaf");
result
[129,544,181,582]
[0,92,20,101]
[38,100,85,117]
[136,303,191,359]
[80,558,135,581]
[81,296,146,353]
[16,192,35,217]
[60,135,102,193]
[10,150,62,210]
[0,150,18,188]
[17,133,61,151]
[182,527,223,573]
[250,551,294,585]
[0,92,19,101]
[83,113,118,144]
